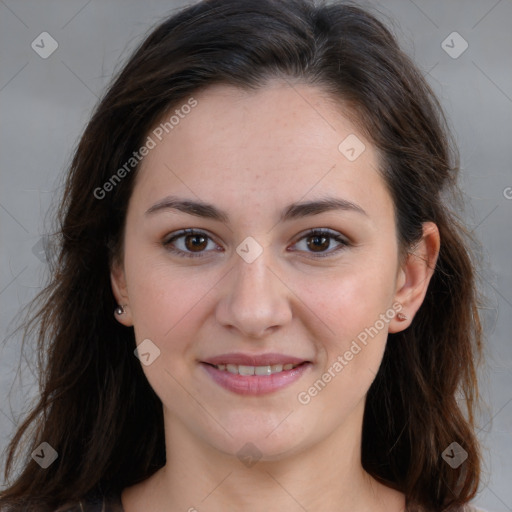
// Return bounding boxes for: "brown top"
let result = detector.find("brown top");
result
[54,491,124,512]
[55,493,490,512]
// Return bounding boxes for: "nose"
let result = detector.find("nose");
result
[215,247,293,339]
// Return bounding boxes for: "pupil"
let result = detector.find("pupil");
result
[186,235,207,251]
[308,235,328,252]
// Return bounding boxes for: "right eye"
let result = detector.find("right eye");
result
[162,229,222,258]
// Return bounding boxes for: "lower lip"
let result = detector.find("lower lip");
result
[200,362,311,396]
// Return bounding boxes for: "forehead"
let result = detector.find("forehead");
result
[131,80,392,222]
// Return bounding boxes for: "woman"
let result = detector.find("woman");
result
[0,0,486,511]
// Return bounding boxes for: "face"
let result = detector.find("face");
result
[111,80,413,460]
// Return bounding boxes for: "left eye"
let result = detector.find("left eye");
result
[291,229,349,257]
[162,228,349,259]
[290,229,348,257]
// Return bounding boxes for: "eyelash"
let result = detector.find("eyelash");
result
[162,228,350,259]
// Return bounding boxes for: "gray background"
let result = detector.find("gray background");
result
[0,0,511,509]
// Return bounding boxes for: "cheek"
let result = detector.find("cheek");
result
[303,262,397,335]
[125,263,214,401]
[296,275,392,419]
[124,251,212,348]
[297,256,397,379]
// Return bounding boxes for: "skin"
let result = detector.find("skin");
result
[111,79,440,512]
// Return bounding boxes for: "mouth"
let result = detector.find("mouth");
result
[199,354,312,395]
[204,362,304,375]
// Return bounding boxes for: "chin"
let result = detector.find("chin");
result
[203,419,311,463]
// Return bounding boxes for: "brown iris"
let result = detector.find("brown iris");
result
[307,234,330,252]
[184,234,208,252]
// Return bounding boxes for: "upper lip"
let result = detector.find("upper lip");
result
[202,353,310,366]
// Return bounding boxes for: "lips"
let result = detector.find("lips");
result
[200,353,312,395]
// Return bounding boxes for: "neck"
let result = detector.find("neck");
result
[122,399,405,512]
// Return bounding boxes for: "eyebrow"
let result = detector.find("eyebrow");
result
[144,195,368,222]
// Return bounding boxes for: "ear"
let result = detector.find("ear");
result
[388,222,440,333]
[110,260,133,327]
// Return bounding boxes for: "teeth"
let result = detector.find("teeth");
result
[214,363,301,375]
[238,365,254,376]
[226,364,238,374]
[255,365,272,376]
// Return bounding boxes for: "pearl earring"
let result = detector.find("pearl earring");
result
[115,305,126,316]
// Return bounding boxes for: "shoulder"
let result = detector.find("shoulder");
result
[464,505,492,512]
[53,490,123,512]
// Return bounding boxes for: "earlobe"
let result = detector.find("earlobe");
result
[110,264,133,327]
[389,222,440,333]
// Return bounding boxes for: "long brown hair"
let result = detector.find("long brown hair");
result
[0,1,483,510]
